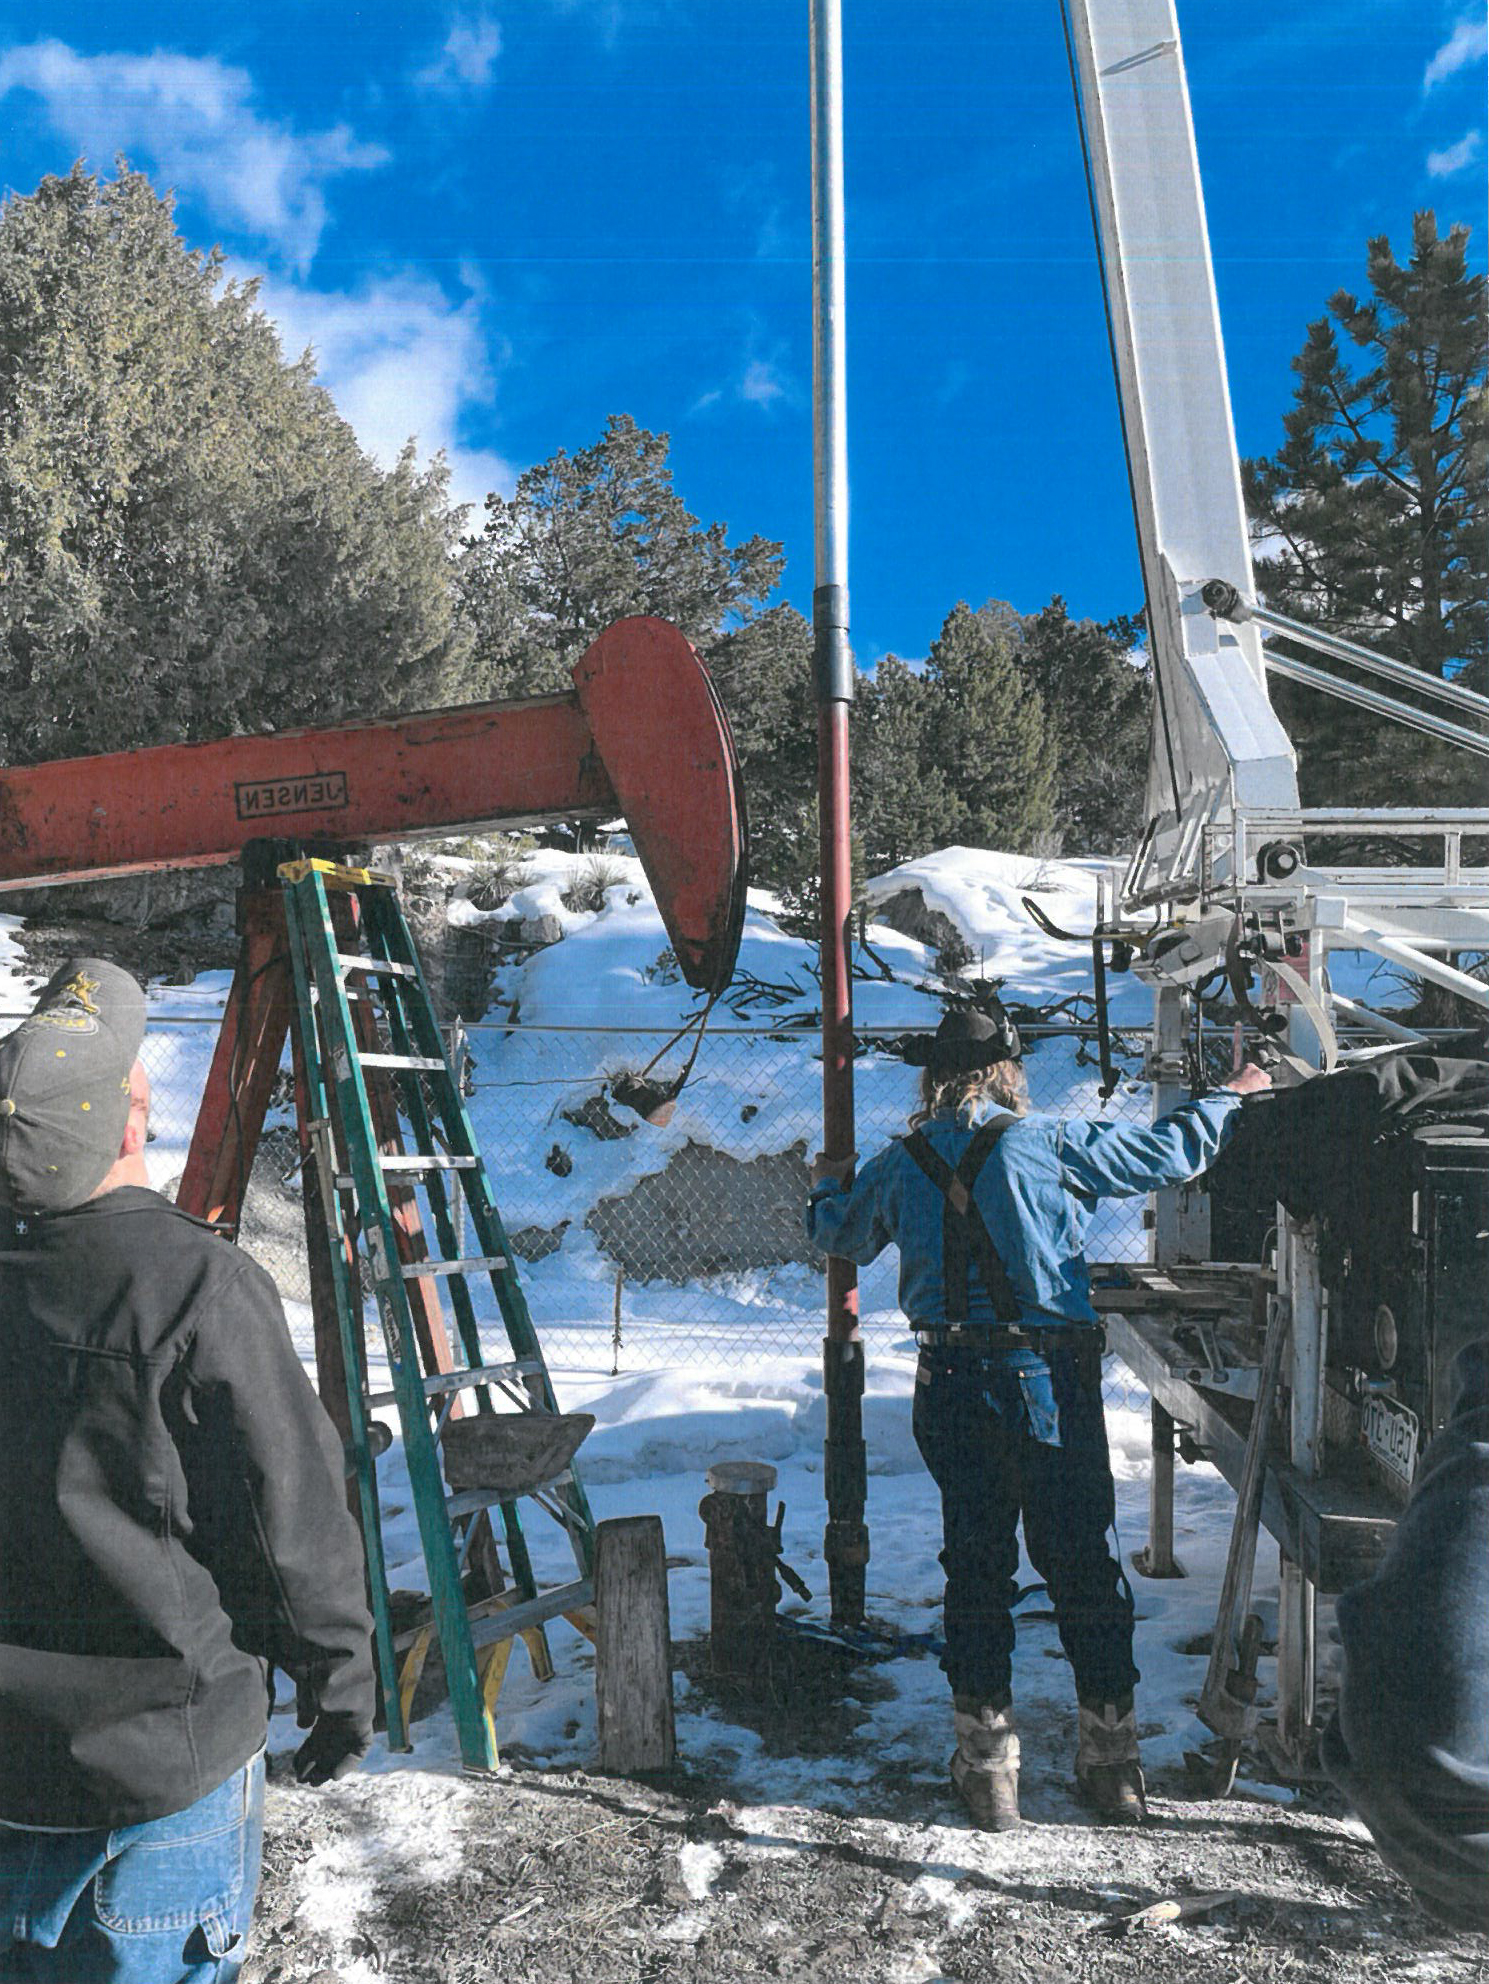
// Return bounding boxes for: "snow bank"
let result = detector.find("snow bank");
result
[864,847,1149,1022]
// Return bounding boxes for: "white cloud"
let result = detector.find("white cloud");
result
[1423,16,1488,90]
[257,270,516,515]
[415,16,502,94]
[739,358,787,409]
[690,341,796,420]
[548,0,672,48]
[1427,128,1484,176]
[0,39,384,271]
[1251,523,1289,567]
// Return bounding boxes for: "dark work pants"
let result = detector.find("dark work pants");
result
[912,1337,1138,1708]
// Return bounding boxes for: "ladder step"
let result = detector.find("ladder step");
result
[401,1256,508,1279]
[359,1052,448,1071]
[446,1470,575,1521]
[365,1358,541,1408]
[336,953,420,980]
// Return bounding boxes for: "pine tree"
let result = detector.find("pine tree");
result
[923,602,1056,852]
[1016,597,1149,854]
[1242,211,1487,803]
[854,653,960,872]
[0,165,467,765]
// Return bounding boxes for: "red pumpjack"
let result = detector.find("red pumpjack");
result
[0,616,747,1428]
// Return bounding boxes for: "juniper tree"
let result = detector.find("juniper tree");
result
[0,164,467,764]
[922,602,1056,853]
[854,652,961,873]
[705,603,816,884]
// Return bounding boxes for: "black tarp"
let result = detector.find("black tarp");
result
[1205,1044,1489,1229]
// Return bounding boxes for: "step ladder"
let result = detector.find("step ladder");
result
[279,857,597,1772]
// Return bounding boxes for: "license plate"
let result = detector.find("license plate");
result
[1362,1394,1419,1486]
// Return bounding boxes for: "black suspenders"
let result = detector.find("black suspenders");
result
[898,1118,1021,1323]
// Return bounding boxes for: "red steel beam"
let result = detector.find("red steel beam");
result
[0,694,613,889]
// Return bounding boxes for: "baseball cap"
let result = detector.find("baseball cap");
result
[0,959,147,1212]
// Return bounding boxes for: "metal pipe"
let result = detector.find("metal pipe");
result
[811,0,852,705]
[810,0,866,1630]
[1340,918,1489,1011]
[1262,651,1489,758]
[1205,583,1489,721]
[1326,993,1430,1045]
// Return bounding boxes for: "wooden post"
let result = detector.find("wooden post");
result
[1133,1398,1185,1578]
[594,1516,675,1774]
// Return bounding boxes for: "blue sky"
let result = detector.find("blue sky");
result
[0,1,1484,667]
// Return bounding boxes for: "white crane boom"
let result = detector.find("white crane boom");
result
[1062,0,1298,906]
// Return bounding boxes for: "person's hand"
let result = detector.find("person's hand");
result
[293,1713,372,1786]
[1223,1061,1272,1096]
[809,1151,856,1189]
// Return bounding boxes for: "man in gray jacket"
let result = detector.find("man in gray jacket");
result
[0,959,376,1983]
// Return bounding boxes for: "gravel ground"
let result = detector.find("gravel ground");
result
[242,1637,1488,1984]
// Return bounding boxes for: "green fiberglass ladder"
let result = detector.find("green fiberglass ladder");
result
[279,857,596,1772]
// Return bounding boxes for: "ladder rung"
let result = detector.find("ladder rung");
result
[401,1256,508,1278]
[333,1155,481,1189]
[392,1578,593,1656]
[468,1580,592,1652]
[359,1052,447,1071]
[445,1470,574,1521]
[365,1358,541,1408]
[336,953,420,980]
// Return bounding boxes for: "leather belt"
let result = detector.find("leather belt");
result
[914,1323,1105,1353]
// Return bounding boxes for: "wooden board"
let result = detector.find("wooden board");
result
[594,1515,675,1775]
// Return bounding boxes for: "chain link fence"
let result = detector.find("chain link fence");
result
[449,1022,1158,1374]
[3,1005,1168,1403]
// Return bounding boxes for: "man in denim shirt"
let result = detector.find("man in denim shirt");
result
[807,1005,1266,1829]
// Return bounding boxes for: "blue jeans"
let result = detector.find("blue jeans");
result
[0,1752,264,1984]
[912,1337,1138,1706]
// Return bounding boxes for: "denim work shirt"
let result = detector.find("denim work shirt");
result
[805,1090,1243,1333]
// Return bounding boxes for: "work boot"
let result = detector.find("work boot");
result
[950,1694,1021,1831]
[1075,1697,1147,1824]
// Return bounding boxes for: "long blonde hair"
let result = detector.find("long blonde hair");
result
[909,1057,1029,1129]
